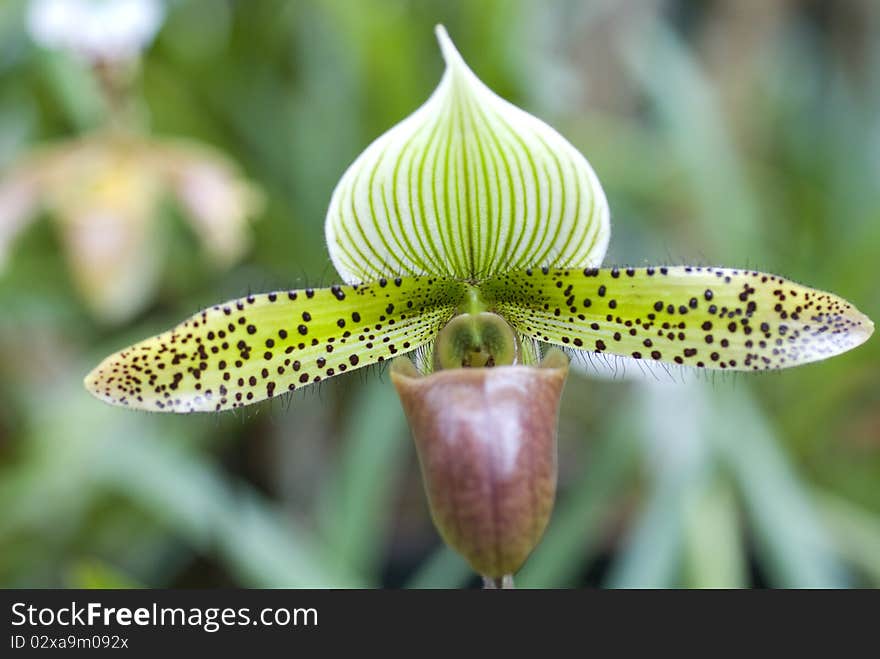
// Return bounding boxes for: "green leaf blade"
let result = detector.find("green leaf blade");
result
[483,266,873,371]
[85,277,466,412]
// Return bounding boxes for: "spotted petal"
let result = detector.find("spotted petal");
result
[325,25,609,284]
[85,277,466,412]
[482,266,873,370]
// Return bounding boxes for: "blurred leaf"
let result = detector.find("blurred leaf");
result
[682,478,746,588]
[67,559,142,589]
[2,368,358,587]
[98,417,361,588]
[404,545,472,589]
[317,380,409,582]
[605,382,713,588]
[518,403,640,588]
[817,493,880,586]
[622,20,761,261]
[37,51,104,131]
[710,387,850,588]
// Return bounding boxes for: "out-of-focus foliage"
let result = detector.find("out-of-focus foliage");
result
[0,0,877,588]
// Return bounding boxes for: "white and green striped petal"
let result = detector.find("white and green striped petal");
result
[483,266,873,371]
[85,277,467,412]
[325,25,609,284]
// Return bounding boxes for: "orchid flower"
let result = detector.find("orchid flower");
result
[84,26,872,582]
[85,26,872,411]
[0,134,262,324]
[0,0,262,323]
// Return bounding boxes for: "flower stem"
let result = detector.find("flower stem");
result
[482,574,515,589]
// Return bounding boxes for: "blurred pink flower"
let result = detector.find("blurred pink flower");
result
[0,133,263,323]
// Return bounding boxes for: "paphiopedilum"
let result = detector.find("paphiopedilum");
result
[0,134,262,323]
[85,27,873,584]
[0,0,262,323]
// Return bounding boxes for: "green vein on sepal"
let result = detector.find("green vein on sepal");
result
[325,25,610,284]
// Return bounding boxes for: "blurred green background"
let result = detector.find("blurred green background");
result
[1,0,878,588]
